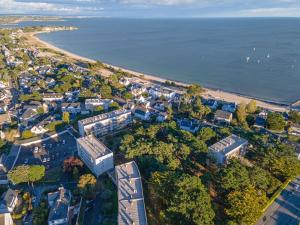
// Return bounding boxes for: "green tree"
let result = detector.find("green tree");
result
[8,165,45,185]
[21,130,34,139]
[246,100,257,113]
[166,175,215,225]
[101,84,112,98]
[151,172,214,225]
[37,107,44,114]
[109,102,120,111]
[225,186,267,225]
[32,200,49,225]
[197,127,216,143]
[78,174,97,199]
[62,112,70,124]
[289,110,300,124]
[218,160,251,192]
[187,84,204,97]
[266,112,286,131]
[249,166,281,195]
[236,103,247,123]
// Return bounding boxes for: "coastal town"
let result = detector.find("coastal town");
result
[0,24,299,225]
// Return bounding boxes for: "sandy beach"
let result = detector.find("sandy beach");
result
[24,31,289,112]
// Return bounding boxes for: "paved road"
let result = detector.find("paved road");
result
[256,176,300,225]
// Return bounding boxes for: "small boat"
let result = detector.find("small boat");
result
[246,57,250,63]
[267,54,270,58]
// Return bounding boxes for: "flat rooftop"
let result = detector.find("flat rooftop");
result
[78,109,131,126]
[209,134,248,155]
[77,135,112,159]
[116,161,147,225]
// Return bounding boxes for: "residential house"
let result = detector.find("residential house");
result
[214,110,232,124]
[31,125,48,135]
[0,209,13,225]
[119,77,131,87]
[77,135,114,177]
[45,77,56,87]
[20,108,39,126]
[204,99,218,110]
[47,187,72,225]
[134,107,151,121]
[85,98,113,111]
[209,134,248,165]
[222,102,237,113]
[129,83,146,97]
[179,119,200,133]
[290,124,300,136]
[61,102,81,114]
[156,112,168,122]
[0,189,19,213]
[254,116,267,128]
[148,86,176,100]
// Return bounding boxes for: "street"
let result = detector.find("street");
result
[256,176,300,225]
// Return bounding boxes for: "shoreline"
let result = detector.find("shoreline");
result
[26,30,290,112]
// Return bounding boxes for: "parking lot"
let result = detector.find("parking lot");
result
[15,132,77,170]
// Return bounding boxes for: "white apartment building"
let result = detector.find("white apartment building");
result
[78,109,132,136]
[209,134,248,165]
[77,135,114,177]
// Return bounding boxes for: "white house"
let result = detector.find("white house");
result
[85,98,113,111]
[148,86,176,99]
[214,110,232,124]
[130,83,146,97]
[290,124,300,136]
[119,77,131,87]
[134,107,151,121]
[31,125,48,135]
[209,134,248,165]
[77,135,114,177]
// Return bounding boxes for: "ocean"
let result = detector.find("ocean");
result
[9,18,300,104]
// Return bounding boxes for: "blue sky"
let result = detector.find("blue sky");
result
[1,0,300,17]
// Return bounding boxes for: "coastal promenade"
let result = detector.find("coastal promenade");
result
[24,30,290,113]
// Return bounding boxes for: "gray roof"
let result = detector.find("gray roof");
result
[77,135,112,159]
[78,109,131,126]
[116,161,147,225]
[215,110,232,120]
[21,108,38,120]
[209,134,248,155]
[0,189,17,209]
[48,187,71,223]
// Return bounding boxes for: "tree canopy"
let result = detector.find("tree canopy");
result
[8,165,45,184]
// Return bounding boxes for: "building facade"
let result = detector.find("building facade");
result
[78,109,132,137]
[77,135,114,177]
[209,134,248,165]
